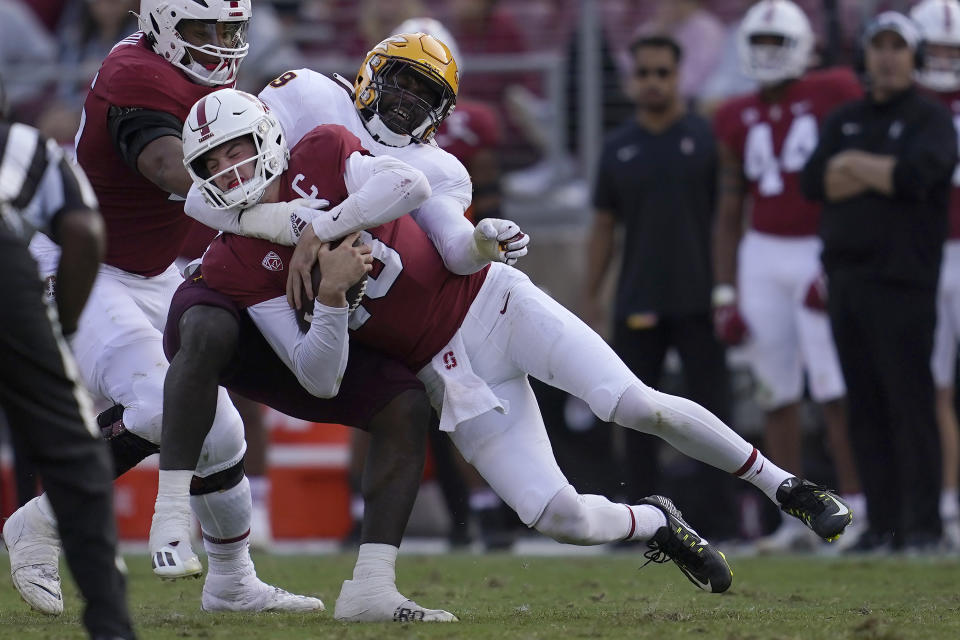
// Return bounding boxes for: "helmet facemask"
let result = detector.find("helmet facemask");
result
[175,19,249,86]
[744,32,806,84]
[185,120,286,211]
[138,0,251,87]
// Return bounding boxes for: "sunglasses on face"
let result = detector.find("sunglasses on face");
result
[634,66,673,79]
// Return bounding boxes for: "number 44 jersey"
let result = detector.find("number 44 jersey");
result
[713,67,863,237]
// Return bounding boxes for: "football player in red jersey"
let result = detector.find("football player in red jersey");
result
[7,0,323,616]
[187,88,860,598]
[711,0,865,551]
[911,0,960,549]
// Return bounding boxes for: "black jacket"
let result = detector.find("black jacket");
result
[801,86,957,289]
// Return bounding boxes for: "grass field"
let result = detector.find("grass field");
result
[1,551,958,639]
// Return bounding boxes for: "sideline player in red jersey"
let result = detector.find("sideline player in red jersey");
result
[712,0,865,551]
[911,0,960,549]
[7,0,322,615]
[187,88,857,599]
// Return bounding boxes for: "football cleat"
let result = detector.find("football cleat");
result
[776,477,853,541]
[639,495,733,594]
[334,579,458,622]
[753,517,820,554]
[149,505,202,579]
[202,571,324,612]
[2,497,64,615]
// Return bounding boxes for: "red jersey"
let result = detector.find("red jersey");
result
[201,125,488,371]
[713,67,863,237]
[927,89,960,239]
[76,32,226,276]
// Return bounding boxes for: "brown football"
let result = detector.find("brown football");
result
[297,236,368,321]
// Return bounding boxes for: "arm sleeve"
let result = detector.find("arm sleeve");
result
[246,296,349,398]
[408,193,488,275]
[310,152,432,241]
[892,106,959,202]
[107,107,184,172]
[800,108,844,202]
[183,184,244,234]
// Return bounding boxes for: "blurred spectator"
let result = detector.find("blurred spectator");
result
[711,0,864,551]
[56,0,138,109]
[0,0,57,118]
[635,0,725,101]
[583,34,737,538]
[24,0,71,31]
[911,0,960,550]
[801,12,955,551]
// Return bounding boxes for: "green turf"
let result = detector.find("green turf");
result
[1,552,958,639]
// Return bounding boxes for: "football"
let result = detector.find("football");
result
[298,235,368,321]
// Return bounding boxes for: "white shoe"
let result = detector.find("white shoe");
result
[2,498,63,615]
[754,518,820,554]
[248,502,274,552]
[334,579,458,622]
[149,504,202,579]
[201,570,324,612]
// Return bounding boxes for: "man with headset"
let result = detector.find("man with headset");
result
[802,11,957,551]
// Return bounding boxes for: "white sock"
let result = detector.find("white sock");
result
[352,543,397,584]
[625,504,668,542]
[35,494,57,526]
[732,447,793,504]
[248,475,270,510]
[156,469,194,513]
[941,489,959,521]
[536,485,665,545]
[191,477,253,576]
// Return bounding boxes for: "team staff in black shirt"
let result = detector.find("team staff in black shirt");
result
[584,35,734,534]
[802,12,957,551]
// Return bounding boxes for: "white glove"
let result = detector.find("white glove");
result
[473,218,530,266]
[239,198,329,245]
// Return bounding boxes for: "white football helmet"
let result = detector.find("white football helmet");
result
[182,89,288,210]
[911,0,960,91]
[137,0,251,86]
[737,0,814,84]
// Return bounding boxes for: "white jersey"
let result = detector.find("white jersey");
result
[258,69,472,211]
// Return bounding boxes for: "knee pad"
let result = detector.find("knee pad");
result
[190,459,245,496]
[194,390,247,477]
[99,408,160,478]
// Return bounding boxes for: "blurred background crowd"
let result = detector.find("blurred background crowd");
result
[1,0,957,556]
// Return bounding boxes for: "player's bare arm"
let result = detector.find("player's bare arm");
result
[712,142,747,288]
[137,135,193,198]
[52,209,105,335]
[581,209,616,329]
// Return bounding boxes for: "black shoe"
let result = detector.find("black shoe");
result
[639,495,733,594]
[776,478,852,541]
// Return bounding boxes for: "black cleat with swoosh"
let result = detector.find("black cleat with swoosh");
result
[776,477,852,542]
[639,495,733,593]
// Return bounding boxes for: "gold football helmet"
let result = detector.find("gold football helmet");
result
[354,32,459,146]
